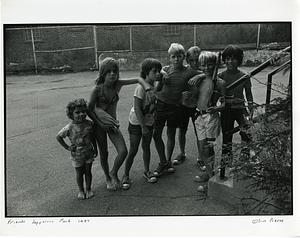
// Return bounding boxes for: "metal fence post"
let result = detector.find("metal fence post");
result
[193,25,197,46]
[256,24,261,51]
[30,29,38,74]
[93,25,98,70]
[129,25,133,52]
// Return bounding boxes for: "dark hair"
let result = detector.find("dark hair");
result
[186,46,201,61]
[140,58,162,79]
[221,45,244,66]
[95,57,119,85]
[66,98,87,120]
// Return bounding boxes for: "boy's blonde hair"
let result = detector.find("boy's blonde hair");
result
[168,43,185,56]
[199,51,217,66]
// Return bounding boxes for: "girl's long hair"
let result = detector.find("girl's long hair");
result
[95,57,119,85]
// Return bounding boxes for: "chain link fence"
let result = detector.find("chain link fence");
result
[5,23,291,74]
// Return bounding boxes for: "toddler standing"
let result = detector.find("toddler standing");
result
[56,98,98,200]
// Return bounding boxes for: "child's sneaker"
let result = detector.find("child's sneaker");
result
[77,191,85,200]
[197,159,207,171]
[173,154,186,165]
[143,171,158,183]
[86,190,94,199]
[121,175,132,190]
[197,184,208,192]
[194,172,210,183]
[165,160,175,173]
[153,162,168,177]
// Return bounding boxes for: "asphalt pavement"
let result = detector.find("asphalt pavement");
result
[5,68,288,217]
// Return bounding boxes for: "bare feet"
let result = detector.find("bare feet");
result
[86,190,94,199]
[77,191,85,200]
[106,180,117,191]
[110,173,121,189]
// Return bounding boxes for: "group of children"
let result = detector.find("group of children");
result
[56,43,253,199]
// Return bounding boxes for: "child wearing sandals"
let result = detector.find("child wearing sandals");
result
[87,57,152,191]
[153,43,206,177]
[56,98,98,200]
[121,58,162,190]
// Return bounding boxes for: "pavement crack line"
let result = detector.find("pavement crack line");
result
[7,124,61,140]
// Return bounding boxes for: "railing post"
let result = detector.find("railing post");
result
[265,73,273,114]
[193,25,197,46]
[256,24,261,51]
[129,25,133,52]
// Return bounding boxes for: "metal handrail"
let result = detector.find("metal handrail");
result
[265,60,291,105]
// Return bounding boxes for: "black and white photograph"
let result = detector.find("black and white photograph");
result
[1,0,299,237]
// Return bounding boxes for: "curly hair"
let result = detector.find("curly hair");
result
[95,57,119,85]
[221,44,244,66]
[140,58,162,79]
[66,98,87,120]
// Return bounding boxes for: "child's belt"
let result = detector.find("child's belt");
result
[193,109,208,119]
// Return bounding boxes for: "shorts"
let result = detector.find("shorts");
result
[195,112,221,141]
[71,156,94,168]
[181,106,196,131]
[154,99,185,129]
[128,122,153,136]
[71,146,94,168]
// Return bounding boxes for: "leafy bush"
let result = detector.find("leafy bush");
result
[231,87,292,214]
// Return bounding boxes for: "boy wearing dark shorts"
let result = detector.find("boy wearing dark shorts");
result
[219,45,253,179]
[153,43,205,177]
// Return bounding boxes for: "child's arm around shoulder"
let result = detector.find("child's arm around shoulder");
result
[117,77,152,91]
[188,69,206,86]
